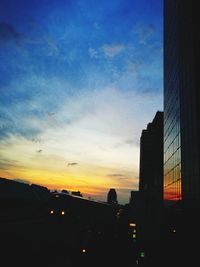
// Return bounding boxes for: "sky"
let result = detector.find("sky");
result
[0,0,163,204]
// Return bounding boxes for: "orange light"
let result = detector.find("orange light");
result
[129,223,136,227]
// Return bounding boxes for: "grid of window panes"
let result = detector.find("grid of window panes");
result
[164,0,182,201]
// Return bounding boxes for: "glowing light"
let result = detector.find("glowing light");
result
[61,211,65,215]
[173,229,176,233]
[50,210,54,214]
[133,234,136,239]
[129,223,136,227]
[140,252,145,258]
[82,249,86,253]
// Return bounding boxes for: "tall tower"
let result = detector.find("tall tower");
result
[107,188,118,205]
[164,0,200,202]
[138,111,164,243]
[139,111,163,200]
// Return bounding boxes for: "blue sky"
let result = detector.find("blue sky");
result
[0,0,163,203]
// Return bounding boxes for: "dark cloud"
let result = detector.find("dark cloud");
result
[0,22,22,44]
[31,137,42,143]
[67,162,78,166]
[47,112,55,116]
[124,139,135,145]
[0,159,18,169]
[108,174,125,177]
[108,174,131,181]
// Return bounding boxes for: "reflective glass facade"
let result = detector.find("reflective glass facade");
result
[164,0,181,200]
[164,0,200,201]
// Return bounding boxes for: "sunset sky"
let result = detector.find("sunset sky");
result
[0,0,163,203]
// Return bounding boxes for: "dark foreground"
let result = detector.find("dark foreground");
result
[1,216,198,267]
[1,216,137,267]
[1,199,199,267]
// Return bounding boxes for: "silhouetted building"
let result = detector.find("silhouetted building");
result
[128,190,140,222]
[61,189,69,194]
[129,190,139,206]
[163,2,200,265]
[138,111,164,243]
[71,191,83,197]
[139,111,163,199]
[0,177,50,201]
[107,188,118,205]
[164,0,200,202]
[0,177,35,200]
[31,184,50,201]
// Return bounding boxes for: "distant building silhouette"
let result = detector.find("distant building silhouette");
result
[107,188,118,205]
[0,177,50,201]
[164,0,200,202]
[61,189,69,194]
[71,191,83,197]
[30,183,50,201]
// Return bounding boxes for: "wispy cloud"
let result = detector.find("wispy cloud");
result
[102,44,125,57]
[0,159,19,169]
[68,162,78,166]
[88,47,99,59]
[133,23,156,44]
[0,22,22,44]
[93,23,101,30]
[47,112,55,117]
[108,174,125,177]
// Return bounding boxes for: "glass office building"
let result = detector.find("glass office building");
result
[164,0,200,201]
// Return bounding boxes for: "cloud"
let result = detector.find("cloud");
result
[124,139,136,145]
[88,47,99,59]
[0,20,59,58]
[0,22,22,44]
[0,159,19,169]
[133,23,156,44]
[89,44,125,59]
[102,44,125,57]
[31,137,43,143]
[47,112,55,116]
[36,149,43,153]
[107,173,128,180]
[108,174,125,177]
[93,23,100,30]
[68,162,78,166]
